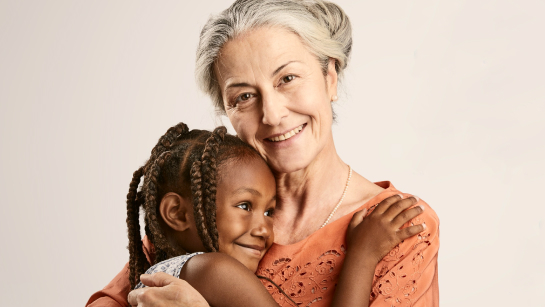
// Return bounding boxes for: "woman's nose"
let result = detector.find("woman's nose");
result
[261,91,288,126]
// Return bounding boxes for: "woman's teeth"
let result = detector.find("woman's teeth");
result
[268,125,304,142]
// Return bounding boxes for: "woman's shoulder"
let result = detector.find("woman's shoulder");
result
[375,181,439,232]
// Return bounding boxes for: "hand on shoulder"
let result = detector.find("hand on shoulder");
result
[127,272,209,307]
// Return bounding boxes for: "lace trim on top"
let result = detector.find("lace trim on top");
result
[134,252,204,289]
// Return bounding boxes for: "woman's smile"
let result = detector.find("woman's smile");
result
[215,26,338,174]
[265,123,306,142]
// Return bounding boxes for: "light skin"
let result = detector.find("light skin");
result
[215,26,384,244]
[128,26,425,306]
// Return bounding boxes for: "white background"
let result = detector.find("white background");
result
[1,0,544,306]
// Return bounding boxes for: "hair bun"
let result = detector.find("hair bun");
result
[306,0,352,70]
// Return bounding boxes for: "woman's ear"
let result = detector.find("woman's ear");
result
[326,57,338,98]
[159,192,193,232]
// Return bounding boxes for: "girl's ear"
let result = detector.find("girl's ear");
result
[159,192,193,232]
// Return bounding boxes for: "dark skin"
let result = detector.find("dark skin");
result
[332,194,425,307]
[149,194,423,307]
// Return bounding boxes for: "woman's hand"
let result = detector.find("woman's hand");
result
[347,194,425,265]
[127,272,210,307]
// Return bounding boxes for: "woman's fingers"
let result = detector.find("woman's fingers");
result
[397,223,426,241]
[391,204,424,228]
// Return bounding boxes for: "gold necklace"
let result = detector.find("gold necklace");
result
[320,165,352,228]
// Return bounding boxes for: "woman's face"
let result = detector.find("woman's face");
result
[214,26,338,174]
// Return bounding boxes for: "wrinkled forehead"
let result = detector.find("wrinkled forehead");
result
[214,26,316,84]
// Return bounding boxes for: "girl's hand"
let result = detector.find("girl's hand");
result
[347,194,425,265]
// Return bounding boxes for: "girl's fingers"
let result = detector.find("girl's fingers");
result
[349,208,368,228]
[383,196,418,220]
[391,204,424,228]
[372,194,404,215]
[397,223,426,241]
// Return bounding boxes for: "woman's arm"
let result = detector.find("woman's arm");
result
[87,236,155,307]
[332,195,426,307]
[86,261,131,307]
[180,252,280,307]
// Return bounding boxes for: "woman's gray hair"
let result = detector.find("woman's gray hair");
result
[195,0,352,113]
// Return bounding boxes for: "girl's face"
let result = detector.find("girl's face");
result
[215,26,338,174]
[215,157,276,272]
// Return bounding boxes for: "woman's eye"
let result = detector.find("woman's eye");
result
[236,202,250,211]
[281,75,295,84]
[238,93,252,102]
[264,208,275,217]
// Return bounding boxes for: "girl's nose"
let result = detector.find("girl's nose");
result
[250,215,272,240]
[261,91,289,126]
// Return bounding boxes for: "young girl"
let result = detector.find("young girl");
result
[126,122,425,307]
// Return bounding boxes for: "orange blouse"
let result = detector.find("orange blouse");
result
[257,182,440,306]
[86,182,439,307]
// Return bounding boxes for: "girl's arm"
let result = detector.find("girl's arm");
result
[332,195,425,307]
[180,252,280,307]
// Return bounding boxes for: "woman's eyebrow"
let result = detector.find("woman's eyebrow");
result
[271,61,299,77]
[225,82,251,90]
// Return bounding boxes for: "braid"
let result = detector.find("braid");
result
[201,127,227,251]
[126,121,262,289]
[146,122,189,173]
[190,161,216,252]
[189,127,226,252]
[143,150,178,263]
[126,167,146,289]
[126,123,192,287]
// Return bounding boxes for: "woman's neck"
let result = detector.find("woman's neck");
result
[271,142,381,245]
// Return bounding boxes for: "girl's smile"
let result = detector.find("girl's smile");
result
[215,157,277,272]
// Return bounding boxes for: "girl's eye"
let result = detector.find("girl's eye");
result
[236,202,250,211]
[264,208,275,217]
[281,75,296,84]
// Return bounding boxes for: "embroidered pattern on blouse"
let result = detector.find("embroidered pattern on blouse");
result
[259,200,436,307]
[370,216,433,307]
[257,247,346,306]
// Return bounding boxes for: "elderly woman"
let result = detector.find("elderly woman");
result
[87,0,439,306]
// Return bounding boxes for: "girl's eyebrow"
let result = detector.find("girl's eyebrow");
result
[232,187,262,196]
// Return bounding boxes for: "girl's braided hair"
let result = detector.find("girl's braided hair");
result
[126,122,261,289]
